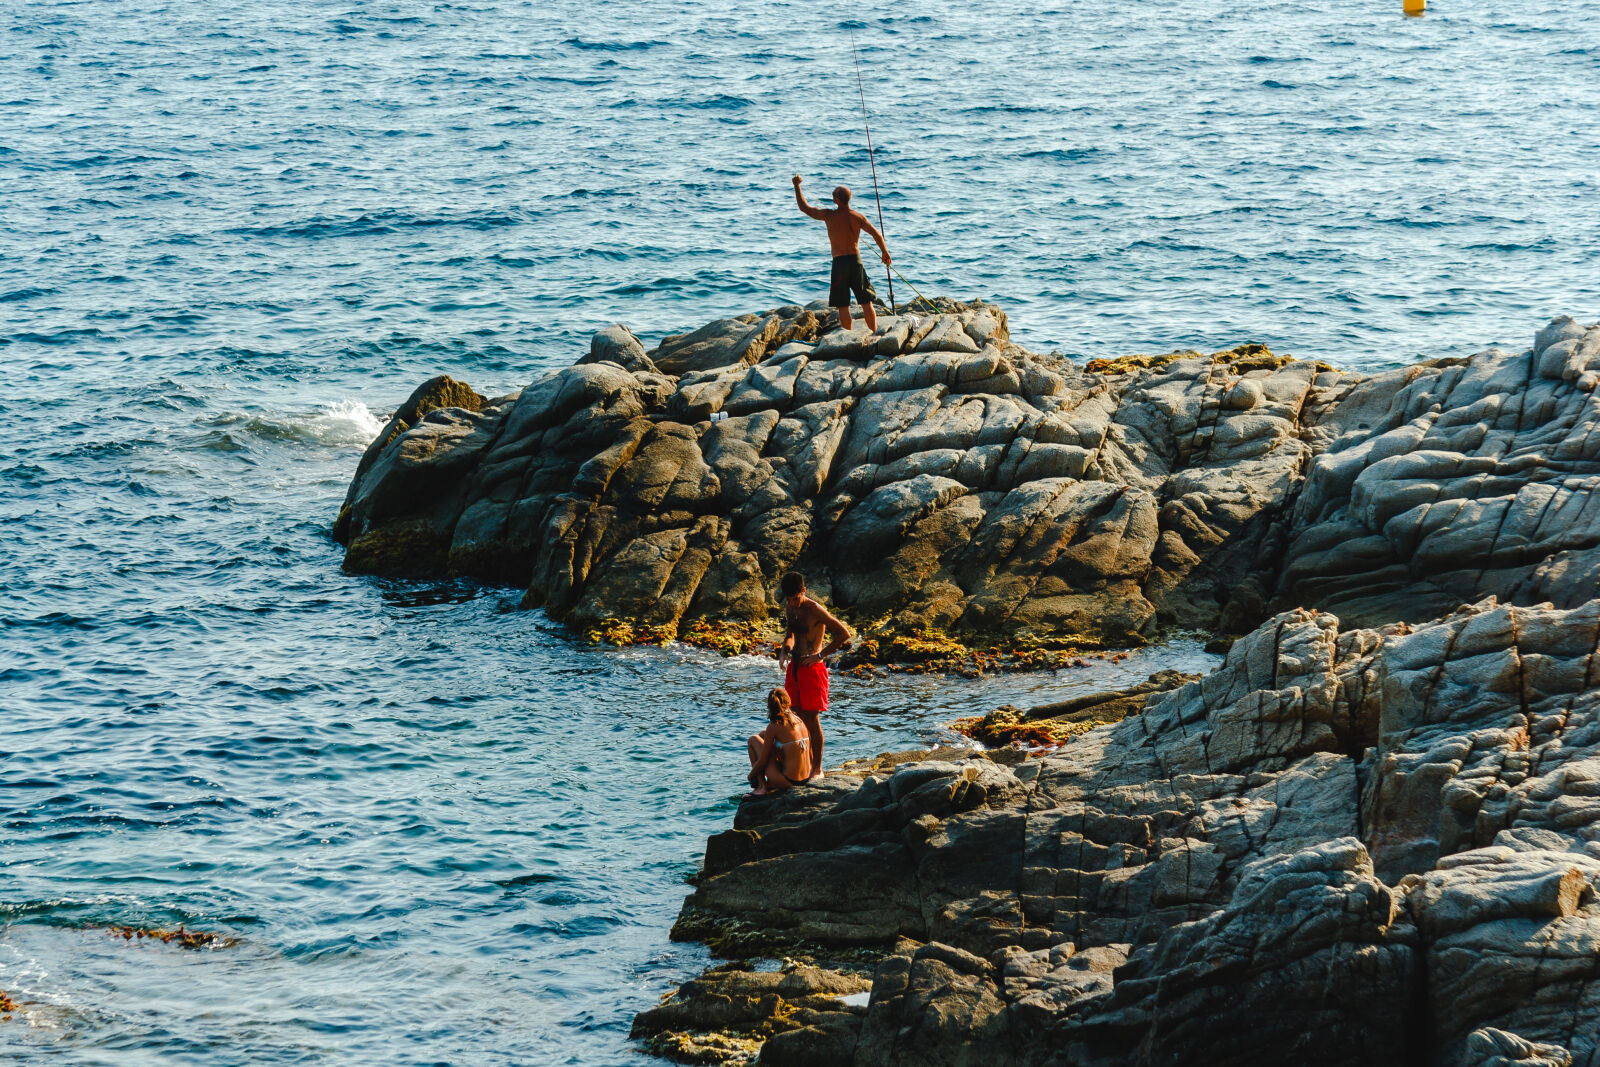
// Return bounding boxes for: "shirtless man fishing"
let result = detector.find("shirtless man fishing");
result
[792,174,891,334]
[777,570,852,780]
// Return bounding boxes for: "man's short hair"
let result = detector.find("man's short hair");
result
[781,571,805,598]
[833,185,851,205]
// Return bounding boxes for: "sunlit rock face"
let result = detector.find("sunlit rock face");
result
[338,305,1600,648]
[338,310,1600,1062]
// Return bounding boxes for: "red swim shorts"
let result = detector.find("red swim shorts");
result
[785,660,829,713]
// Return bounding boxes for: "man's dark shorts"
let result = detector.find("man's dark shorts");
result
[828,254,878,308]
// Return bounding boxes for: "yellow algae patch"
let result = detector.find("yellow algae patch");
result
[679,619,778,657]
[1085,342,1295,377]
[951,706,1103,748]
[583,617,677,646]
[1084,351,1188,375]
[578,613,1136,678]
[643,1030,762,1066]
[1213,342,1294,373]
[847,618,1135,677]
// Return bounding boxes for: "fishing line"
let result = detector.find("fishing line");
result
[887,261,940,313]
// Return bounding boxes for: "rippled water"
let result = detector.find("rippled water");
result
[3,0,1597,1062]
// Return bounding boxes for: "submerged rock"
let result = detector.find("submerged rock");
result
[951,669,1198,746]
[653,596,1600,1065]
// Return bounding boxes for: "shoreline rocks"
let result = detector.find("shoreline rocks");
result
[642,596,1600,1065]
[334,303,1600,1062]
[335,302,1600,656]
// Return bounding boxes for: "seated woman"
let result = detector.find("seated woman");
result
[746,688,812,796]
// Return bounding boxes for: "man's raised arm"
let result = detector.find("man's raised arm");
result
[792,174,826,220]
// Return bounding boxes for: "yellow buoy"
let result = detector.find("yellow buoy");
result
[1403,0,1425,15]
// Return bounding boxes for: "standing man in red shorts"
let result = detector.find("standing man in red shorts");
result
[777,571,853,780]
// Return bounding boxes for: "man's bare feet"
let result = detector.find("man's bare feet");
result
[805,770,825,782]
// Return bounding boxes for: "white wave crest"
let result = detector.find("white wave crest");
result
[308,399,385,446]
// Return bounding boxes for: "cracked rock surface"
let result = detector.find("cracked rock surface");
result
[337,304,1600,646]
[643,597,1600,1065]
[337,307,1600,1061]
[336,300,1329,643]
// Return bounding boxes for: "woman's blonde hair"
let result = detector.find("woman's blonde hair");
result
[766,688,791,720]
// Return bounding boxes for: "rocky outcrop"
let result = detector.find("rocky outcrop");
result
[332,373,487,550]
[332,306,1600,1060]
[640,596,1600,1065]
[336,303,1600,648]
[1272,313,1600,629]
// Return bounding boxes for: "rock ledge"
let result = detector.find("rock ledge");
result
[338,306,1600,651]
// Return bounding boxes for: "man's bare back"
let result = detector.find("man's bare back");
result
[792,175,889,260]
[819,204,876,257]
[792,175,890,332]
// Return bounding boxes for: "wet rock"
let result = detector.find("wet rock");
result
[630,959,871,1063]
[332,373,488,544]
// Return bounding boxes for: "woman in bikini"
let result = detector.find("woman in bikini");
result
[746,688,811,796]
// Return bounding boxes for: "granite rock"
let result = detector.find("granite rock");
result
[337,301,1369,645]
[339,309,1600,648]
[646,596,1600,1064]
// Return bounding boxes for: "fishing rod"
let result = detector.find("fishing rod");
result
[850,34,895,310]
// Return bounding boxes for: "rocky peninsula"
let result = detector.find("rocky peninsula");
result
[338,304,1600,1064]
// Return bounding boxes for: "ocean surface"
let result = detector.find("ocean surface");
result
[3,0,1597,1062]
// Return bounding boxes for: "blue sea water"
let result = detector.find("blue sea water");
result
[2,0,1598,1062]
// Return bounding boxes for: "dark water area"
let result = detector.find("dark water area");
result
[2,0,1597,1062]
